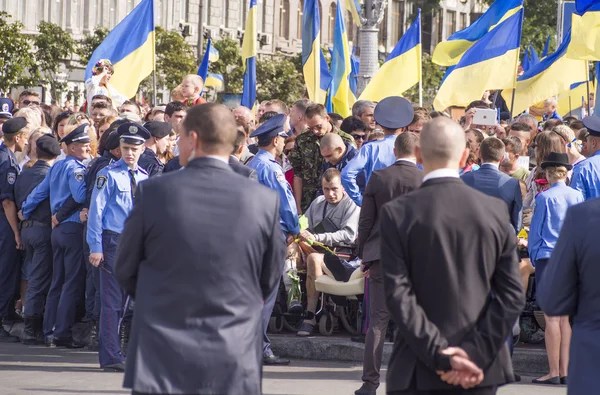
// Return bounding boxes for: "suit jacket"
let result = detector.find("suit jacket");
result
[380,177,524,392]
[115,157,285,395]
[538,199,600,395]
[461,163,523,233]
[229,155,257,179]
[358,160,423,262]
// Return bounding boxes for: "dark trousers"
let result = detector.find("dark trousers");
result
[0,214,18,319]
[83,222,99,320]
[362,261,390,387]
[44,222,86,338]
[389,386,497,395]
[262,276,280,357]
[22,225,53,317]
[99,232,125,367]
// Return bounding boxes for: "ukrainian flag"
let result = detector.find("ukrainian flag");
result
[359,9,421,102]
[557,80,594,117]
[241,0,257,109]
[198,38,218,82]
[85,0,155,99]
[331,0,356,117]
[503,30,589,115]
[345,0,362,26]
[303,0,327,103]
[434,9,523,111]
[567,0,600,60]
[432,0,523,66]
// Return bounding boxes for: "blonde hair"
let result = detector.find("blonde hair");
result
[545,165,568,181]
[171,85,185,102]
[14,107,43,128]
[183,74,204,88]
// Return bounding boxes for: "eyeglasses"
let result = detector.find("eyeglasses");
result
[23,100,40,107]
[351,134,366,140]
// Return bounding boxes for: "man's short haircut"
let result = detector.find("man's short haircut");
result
[19,89,40,100]
[91,94,112,104]
[352,100,375,117]
[259,111,279,125]
[264,99,289,114]
[292,98,312,114]
[430,111,446,119]
[328,112,343,124]
[322,168,341,183]
[91,101,112,111]
[340,116,367,135]
[165,101,186,117]
[182,103,237,155]
[233,130,246,154]
[320,132,344,150]
[502,136,522,155]
[543,119,563,131]
[569,120,584,131]
[411,107,432,124]
[480,137,505,163]
[304,104,328,120]
[466,100,490,110]
[121,100,141,115]
[510,122,531,133]
[394,132,419,158]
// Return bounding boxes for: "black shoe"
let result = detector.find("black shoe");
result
[0,327,19,343]
[351,335,366,344]
[45,335,56,348]
[560,376,568,385]
[288,300,304,315]
[532,376,560,385]
[87,321,99,351]
[54,337,85,349]
[102,361,126,372]
[514,374,521,382]
[355,382,377,395]
[263,355,290,365]
[22,317,38,345]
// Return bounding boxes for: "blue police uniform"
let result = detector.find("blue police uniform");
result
[21,125,90,346]
[87,122,150,370]
[341,97,415,206]
[138,121,171,177]
[570,116,600,200]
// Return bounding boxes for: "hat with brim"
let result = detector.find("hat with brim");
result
[60,123,92,145]
[540,152,572,170]
[374,96,414,130]
[582,116,600,137]
[118,122,151,145]
[250,113,288,145]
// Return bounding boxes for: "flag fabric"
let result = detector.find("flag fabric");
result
[345,0,362,26]
[359,9,421,102]
[331,0,356,117]
[349,49,360,96]
[205,73,224,89]
[434,9,523,111]
[302,0,327,103]
[595,62,600,115]
[522,47,530,72]
[432,0,523,66]
[241,0,257,109]
[322,51,334,112]
[197,38,213,82]
[529,44,540,66]
[542,35,551,57]
[557,80,594,117]
[85,0,155,99]
[502,30,589,115]
[567,0,600,60]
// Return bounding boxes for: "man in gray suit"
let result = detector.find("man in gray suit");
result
[538,198,600,395]
[115,103,285,395]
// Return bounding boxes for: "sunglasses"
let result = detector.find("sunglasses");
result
[351,134,366,140]
[23,100,40,106]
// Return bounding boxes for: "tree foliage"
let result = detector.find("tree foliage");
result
[210,37,244,94]
[0,12,37,94]
[256,56,305,103]
[404,53,445,107]
[520,0,557,57]
[76,26,109,67]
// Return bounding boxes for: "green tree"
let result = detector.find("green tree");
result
[256,56,305,103]
[520,0,557,57]
[210,37,244,94]
[76,26,109,67]
[404,53,445,107]
[0,12,37,94]
[32,21,77,103]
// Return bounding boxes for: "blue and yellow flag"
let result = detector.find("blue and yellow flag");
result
[432,0,523,66]
[345,0,362,26]
[567,0,600,60]
[85,0,155,99]
[359,9,421,102]
[542,35,551,58]
[503,30,589,115]
[197,38,213,82]
[557,80,594,117]
[241,0,257,109]
[434,9,523,111]
[302,0,326,103]
[331,0,356,117]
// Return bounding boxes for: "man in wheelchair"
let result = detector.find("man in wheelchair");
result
[294,168,361,337]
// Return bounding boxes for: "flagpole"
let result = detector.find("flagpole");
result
[569,96,572,117]
[418,10,423,107]
[585,61,591,116]
[510,48,520,118]
[152,0,157,105]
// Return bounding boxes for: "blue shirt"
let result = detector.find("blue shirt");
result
[247,149,299,235]
[21,156,87,224]
[341,134,397,206]
[321,142,366,196]
[570,150,600,200]
[543,110,562,121]
[87,159,148,253]
[529,181,584,262]
[0,142,19,207]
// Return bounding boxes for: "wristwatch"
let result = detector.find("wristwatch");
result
[435,352,453,372]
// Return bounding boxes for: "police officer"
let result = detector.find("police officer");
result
[247,114,299,365]
[14,134,60,344]
[138,121,171,177]
[20,123,91,348]
[571,116,600,200]
[0,117,27,342]
[87,122,149,371]
[341,97,414,206]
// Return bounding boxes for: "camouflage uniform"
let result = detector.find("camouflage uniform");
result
[288,124,355,212]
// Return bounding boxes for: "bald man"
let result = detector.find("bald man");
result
[375,118,523,395]
[233,106,254,129]
[320,133,365,195]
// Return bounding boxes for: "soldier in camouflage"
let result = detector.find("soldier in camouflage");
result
[288,104,355,213]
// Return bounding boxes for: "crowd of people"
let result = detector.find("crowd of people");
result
[1,59,600,395]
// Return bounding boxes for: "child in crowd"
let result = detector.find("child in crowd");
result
[180,75,207,107]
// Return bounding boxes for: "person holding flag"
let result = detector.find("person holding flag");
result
[85,60,129,113]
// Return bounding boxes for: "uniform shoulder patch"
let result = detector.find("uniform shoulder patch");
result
[96,175,107,189]
[7,172,16,185]
[276,171,286,184]
[74,169,85,182]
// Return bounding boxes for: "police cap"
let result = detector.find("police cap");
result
[118,122,151,145]
[250,113,287,145]
[0,98,13,119]
[2,117,28,135]
[144,121,171,138]
[374,96,414,130]
[60,123,92,145]
[582,116,600,137]
[36,134,61,157]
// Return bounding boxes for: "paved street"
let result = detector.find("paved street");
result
[0,343,566,395]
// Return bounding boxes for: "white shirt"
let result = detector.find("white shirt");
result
[396,158,417,164]
[422,168,460,183]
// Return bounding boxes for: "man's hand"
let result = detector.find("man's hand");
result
[89,253,104,268]
[360,263,370,279]
[15,233,23,250]
[300,230,316,242]
[17,210,24,221]
[51,214,59,229]
[286,234,296,245]
[80,208,88,223]
[437,347,484,389]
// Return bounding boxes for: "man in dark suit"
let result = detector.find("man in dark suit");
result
[379,117,524,395]
[537,198,600,395]
[230,128,257,180]
[355,132,423,395]
[115,103,285,395]
[461,137,523,233]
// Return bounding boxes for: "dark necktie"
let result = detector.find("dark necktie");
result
[128,169,137,199]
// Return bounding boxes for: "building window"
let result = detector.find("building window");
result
[379,10,388,48]
[241,0,247,25]
[297,0,304,39]
[346,10,354,42]
[437,11,443,44]
[390,0,403,45]
[280,0,290,39]
[446,10,456,37]
[262,0,268,32]
[181,0,189,22]
[460,12,467,30]
[328,2,337,44]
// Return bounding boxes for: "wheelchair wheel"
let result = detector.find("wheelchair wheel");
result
[268,316,284,333]
[519,315,545,344]
[339,301,362,336]
[318,313,334,336]
[282,315,302,332]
